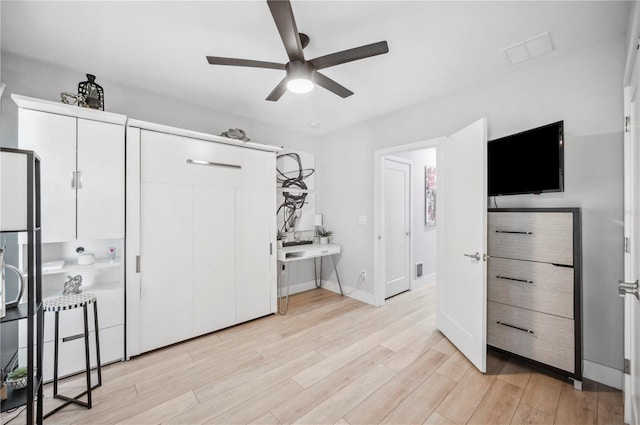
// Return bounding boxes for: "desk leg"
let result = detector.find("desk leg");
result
[278,262,289,315]
[314,257,322,288]
[331,255,344,296]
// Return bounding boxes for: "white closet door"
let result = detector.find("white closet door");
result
[140,182,194,352]
[18,109,76,243]
[77,119,125,240]
[193,185,236,335]
[236,188,272,323]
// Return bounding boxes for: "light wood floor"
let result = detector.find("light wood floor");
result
[5,283,624,424]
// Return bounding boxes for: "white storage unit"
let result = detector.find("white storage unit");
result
[487,208,582,387]
[126,120,279,356]
[13,95,126,380]
[13,94,126,243]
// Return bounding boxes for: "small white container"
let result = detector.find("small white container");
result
[77,253,95,265]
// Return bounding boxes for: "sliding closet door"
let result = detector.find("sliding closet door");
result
[140,182,194,353]
[236,188,272,323]
[193,186,236,335]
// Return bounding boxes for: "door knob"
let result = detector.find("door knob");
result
[464,252,481,261]
[618,279,639,300]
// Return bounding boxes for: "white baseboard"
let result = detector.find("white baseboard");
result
[412,272,436,290]
[583,360,623,390]
[285,279,378,306]
[286,280,319,295]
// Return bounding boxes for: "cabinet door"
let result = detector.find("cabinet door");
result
[18,109,76,243]
[77,119,125,240]
[140,182,194,352]
[236,188,273,323]
[193,186,236,335]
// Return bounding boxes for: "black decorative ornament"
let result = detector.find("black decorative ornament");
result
[78,74,104,110]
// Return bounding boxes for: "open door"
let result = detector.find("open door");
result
[622,53,640,424]
[436,118,488,373]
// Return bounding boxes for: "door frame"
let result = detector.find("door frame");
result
[381,155,413,300]
[374,137,445,306]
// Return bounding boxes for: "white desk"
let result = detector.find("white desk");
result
[277,243,343,314]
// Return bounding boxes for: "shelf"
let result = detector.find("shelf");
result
[42,258,122,276]
[42,280,121,300]
[1,376,42,413]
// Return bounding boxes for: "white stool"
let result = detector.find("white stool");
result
[43,293,102,418]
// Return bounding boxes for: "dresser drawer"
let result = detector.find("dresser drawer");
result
[488,301,575,373]
[488,257,574,318]
[488,212,573,265]
[141,130,273,190]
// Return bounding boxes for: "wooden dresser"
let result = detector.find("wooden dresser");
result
[487,208,582,388]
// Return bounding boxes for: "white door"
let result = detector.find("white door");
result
[77,119,125,240]
[383,157,411,298]
[436,118,488,372]
[623,56,640,423]
[140,182,194,352]
[18,109,76,243]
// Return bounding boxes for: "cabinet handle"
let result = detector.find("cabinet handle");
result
[495,230,533,235]
[496,320,534,334]
[496,275,534,285]
[71,170,76,189]
[62,333,85,342]
[76,170,83,189]
[186,159,241,170]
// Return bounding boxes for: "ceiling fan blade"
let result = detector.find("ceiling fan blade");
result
[266,77,289,101]
[206,56,285,70]
[310,41,389,70]
[314,72,354,98]
[267,0,305,62]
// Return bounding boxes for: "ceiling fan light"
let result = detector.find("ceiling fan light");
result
[286,78,314,94]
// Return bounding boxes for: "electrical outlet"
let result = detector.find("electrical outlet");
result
[361,269,367,280]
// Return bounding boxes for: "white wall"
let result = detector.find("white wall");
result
[318,36,625,374]
[396,148,437,285]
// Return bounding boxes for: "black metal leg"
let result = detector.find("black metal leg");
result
[83,304,92,408]
[53,311,59,397]
[93,300,102,388]
[331,255,344,296]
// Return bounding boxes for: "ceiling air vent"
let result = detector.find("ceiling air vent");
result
[501,32,554,65]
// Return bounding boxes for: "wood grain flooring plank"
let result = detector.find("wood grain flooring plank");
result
[509,403,554,425]
[554,380,598,425]
[271,345,393,424]
[597,383,624,425]
[519,372,563,417]
[294,364,397,425]
[436,367,496,424]
[382,329,443,372]
[380,372,456,425]
[116,391,198,425]
[435,350,473,382]
[467,378,523,424]
[344,348,449,424]
[496,360,532,389]
[424,412,456,425]
[249,412,281,425]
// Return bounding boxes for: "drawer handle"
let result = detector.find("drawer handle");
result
[186,159,242,170]
[496,275,534,285]
[495,230,533,235]
[496,321,534,334]
[62,333,85,342]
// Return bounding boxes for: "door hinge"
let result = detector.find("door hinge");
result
[625,358,631,374]
[625,237,631,254]
[625,116,631,133]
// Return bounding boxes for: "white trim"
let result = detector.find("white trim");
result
[373,137,445,307]
[412,272,436,290]
[583,360,624,390]
[12,93,127,125]
[127,118,281,153]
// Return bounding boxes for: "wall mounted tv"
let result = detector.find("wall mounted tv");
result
[488,121,564,196]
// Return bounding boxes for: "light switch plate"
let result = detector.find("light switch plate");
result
[359,215,367,225]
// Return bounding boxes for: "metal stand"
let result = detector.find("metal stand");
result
[44,296,102,419]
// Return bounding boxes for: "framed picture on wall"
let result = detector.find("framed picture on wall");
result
[425,166,436,227]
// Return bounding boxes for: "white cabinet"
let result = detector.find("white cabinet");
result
[14,95,126,243]
[126,120,279,355]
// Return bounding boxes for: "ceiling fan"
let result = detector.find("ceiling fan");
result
[206,0,389,101]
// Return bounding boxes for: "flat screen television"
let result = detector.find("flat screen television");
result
[488,121,564,196]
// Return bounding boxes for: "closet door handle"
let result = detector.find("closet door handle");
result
[496,275,534,285]
[76,170,83,189]
[496,321,534,334]
[71,170,77,189]
[495,230,533,235]
[186,159,241,170]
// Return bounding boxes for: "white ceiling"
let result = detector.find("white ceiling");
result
[1,1,630,136]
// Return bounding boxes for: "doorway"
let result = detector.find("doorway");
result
[376,142,440,306]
